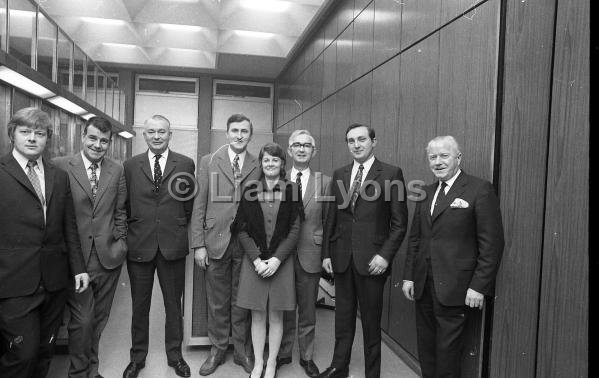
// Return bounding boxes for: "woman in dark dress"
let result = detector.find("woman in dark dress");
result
[234,142,304,378]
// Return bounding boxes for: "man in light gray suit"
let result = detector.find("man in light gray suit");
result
[277,130,331,377]
[54,117,127,378]
[190,114,261,375]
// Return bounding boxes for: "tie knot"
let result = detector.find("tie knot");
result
[90,162,98,170]
[155,154,162,161]
[358,164,364,171]
[296,172,302,178]
[234,154,239,163]
[27,160,38,168]
[440,181,447,189]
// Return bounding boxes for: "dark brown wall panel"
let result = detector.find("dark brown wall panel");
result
[401,0,440,49]
[351,1,375,79]
[335,25,354,90]
[332,86,353,169]
[373,0,402,66]
[370,57,399,165]
[337,0,356,33]
[536,0,588,376]
[350,72,372,126]
[437,0,499,181]
[320,96,336,176]
[490,0,557,376]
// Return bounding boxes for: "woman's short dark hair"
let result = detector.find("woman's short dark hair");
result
[258,142,286,179]
[7,107,53,142]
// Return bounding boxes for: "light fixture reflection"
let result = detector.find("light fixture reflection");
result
[240,0,291,12]
[0,66,55,99]
[47,96,87,115]
[118,131,134,139]
[234,30,275,39]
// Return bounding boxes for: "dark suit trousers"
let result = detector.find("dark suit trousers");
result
[68,246,121,378]
[205,237,252,357]
[331,258,386,378]
[415,262,468,378]
[0,285,67,378]
[280,255,320,360]
[127,250,185,363]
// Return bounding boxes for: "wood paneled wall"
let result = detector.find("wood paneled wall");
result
[275,0,588,376]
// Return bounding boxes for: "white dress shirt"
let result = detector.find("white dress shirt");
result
[430,169,462,215]
[290,166,311,199]
[350,154,376,185]
[228,147,247,171]
[13,149,46,219]
[81,151,102,182]
[148,148,169,174]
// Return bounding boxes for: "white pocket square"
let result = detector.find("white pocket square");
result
[450,198,469,208]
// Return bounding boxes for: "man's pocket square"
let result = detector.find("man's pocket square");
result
[450,198,469,208]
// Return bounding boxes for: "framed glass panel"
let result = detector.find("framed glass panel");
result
[73,46,85,99]
[85,59,96,106]
[1,0,8,52]
[11,88,34,113]
[97,69,106,113]
[37,11,56,82]
[73,116,83,153]
[119,89,125,123]
[8,0,36,67]
[57,28,72,91]
[106,76,114,118]
[113,84,120,121]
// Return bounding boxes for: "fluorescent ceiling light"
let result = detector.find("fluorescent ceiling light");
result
[234,30,275,39]
[102,42,138,49]
[7,9,35,18]
[240,0,291,12]
[81,17,126,26]
[159,23,204,32]
[0,66,55,98]
[47,96,87,115]
[118,131,134,139]
[81,113,96,120]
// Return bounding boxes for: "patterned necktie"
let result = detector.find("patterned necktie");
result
[232,154,241,185]
[296,171,303,199]
[153,154,162,193]
[90,162,98,201]
[349,164,364,213]
[433,181,448,217]
[26,160,45,205]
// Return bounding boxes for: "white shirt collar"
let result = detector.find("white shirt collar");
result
[439,169,462,191]
[80,151,102,171]
[148,148,169,161]
[227,146,246,167]
[353,154,375,172]
[12,149,43,173]
[290,166,311,180]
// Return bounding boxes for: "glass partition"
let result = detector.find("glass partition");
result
[37,11,56,81]
[8,0,36,68]
[97,68,106,113]
[85,59,96,107]
[73,46,85,99]
[113,82,120,121]
[1,0,8,52]
[119,89,126,123]
[106,76,114,118]
[57,28,72,91]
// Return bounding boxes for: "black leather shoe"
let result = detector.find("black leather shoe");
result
[300,359,320,377]
[234,354,255,373]
[122,361,145,378]
[168,358,191,377]
[199,351,226,376]
[317,366,349,378]
[276,356,292,369]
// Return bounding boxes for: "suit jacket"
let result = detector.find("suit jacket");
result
[124,150,195,261]
[54,153,128,269]
[190,147,260,259]
[403,171,504,306]
[288,171,331,274]
[0,153,85,299]
[323,158,408,276]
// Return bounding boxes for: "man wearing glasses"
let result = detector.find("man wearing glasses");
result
[277,130,330,377]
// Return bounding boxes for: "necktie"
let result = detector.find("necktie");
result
[90,162,98,201]
[296,171,303,199]
[433,181,448,217]
[27,160,45,205]
[349,164,364,213]
[232,154,241,185]
[153,154,162,193]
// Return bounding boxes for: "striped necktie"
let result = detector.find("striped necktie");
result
[26,160,45,205]
[349,164,364,213]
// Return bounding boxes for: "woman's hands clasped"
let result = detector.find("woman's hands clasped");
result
[253,257,282,278]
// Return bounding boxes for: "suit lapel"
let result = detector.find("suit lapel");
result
[0,154,39,200]
[162,151,177,182]
[303,172,316,208]
[215,148,235,185]
[239,151,258,183]
[354,158,382,210]
[43,159,55,205]
[139,152,153,184]
[69,154,94,203]
[424,184,436,227]
[94,159,115,209]
[431,172,468,223]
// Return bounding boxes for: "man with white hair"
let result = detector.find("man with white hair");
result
[277,130,330,377]
[402,136,504,378]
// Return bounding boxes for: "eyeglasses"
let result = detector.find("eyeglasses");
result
[290,143,314,150]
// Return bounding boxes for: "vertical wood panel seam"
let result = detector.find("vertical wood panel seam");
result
[277,0,493,129]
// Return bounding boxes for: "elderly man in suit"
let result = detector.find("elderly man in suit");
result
[276,130,330,377]
[319,124,408,378]
[54,116,127,378]
[0,107,89,378]
[122,115,195,378]
[191,114,260,375]
[402,136,504,378]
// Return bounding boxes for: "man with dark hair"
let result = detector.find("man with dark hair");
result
[319,123,408,378]
[191,113,260,375]
[0,107,89,377]
[54,116,127,378]
[402,136,504,378]
[122,115,195,378]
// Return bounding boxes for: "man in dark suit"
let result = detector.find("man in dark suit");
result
[0,107,89,377]
[54,117,127,378]
[402,136,504,378]
[277,130,330,377]
[190,114,259,375]
[122,115,195,378]
[319,124,408,378]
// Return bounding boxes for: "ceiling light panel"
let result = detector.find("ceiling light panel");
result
[233,30,276,39]
[80,17,126,26]
[0,66,55,99]
[240,0,291,12]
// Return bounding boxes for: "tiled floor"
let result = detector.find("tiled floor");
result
[48,265,418,378]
